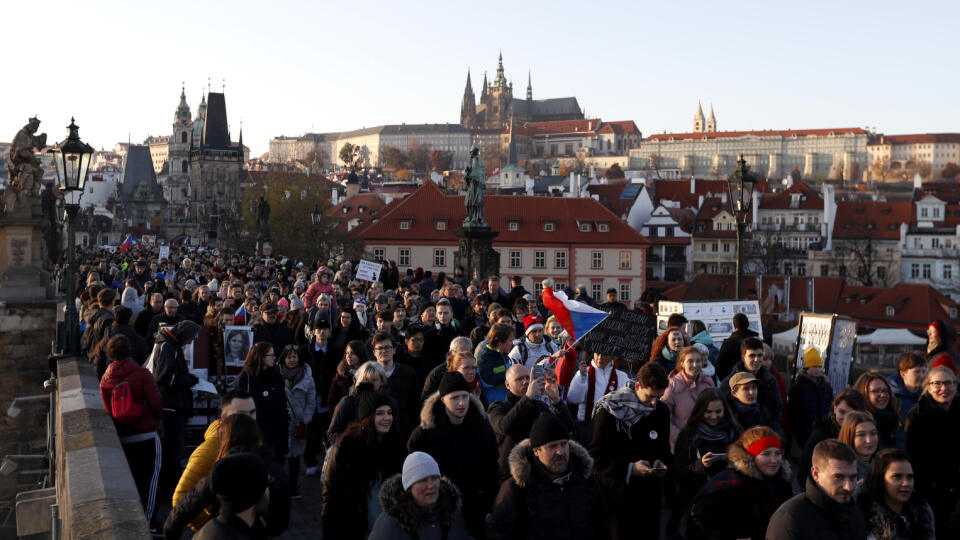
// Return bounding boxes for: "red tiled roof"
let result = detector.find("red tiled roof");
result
[665,207,695,233]
[832,201,911,240]
[525,119,602,136]
[357,181,648,246]
[586,182,635,218]
[761,182,823,210]
[849,283,959,331]
[920,182,960,204]
[330,193,387,221]
[645,127,868,142]
[653,179,731,209]
[787,277,847,313]
[868,133,960,146]
[596,121,641,135]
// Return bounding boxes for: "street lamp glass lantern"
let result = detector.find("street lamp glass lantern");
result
[47,117,94,206]
[727,154,757,219]
[311,205,322,225]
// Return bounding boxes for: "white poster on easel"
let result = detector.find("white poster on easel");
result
[356,258,382,282]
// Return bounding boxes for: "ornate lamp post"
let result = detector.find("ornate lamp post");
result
[727,154,757,300]
[48,118,93,354]
[310,204,323,261]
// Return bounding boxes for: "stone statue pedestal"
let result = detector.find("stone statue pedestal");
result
[455,224,499,282]
[0,208,53,301]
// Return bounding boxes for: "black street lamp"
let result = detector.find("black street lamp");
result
[48,118,93,355]
[310,204,323,261]
[727,154,757,300]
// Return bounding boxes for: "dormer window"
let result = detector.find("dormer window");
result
[579,222,591,233]
[507,221,519,232]
[399,219,411,230]
[885,305,895,317]
[435,219,448,231]
[342,206,350,214]
[543,222,555,232]
[597,222,609,232]
[358,206,366,214]
[951,307,958,319]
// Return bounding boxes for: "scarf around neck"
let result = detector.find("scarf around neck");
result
[594,387,655,438]
[695,420,737,443]
[280,362,305,387]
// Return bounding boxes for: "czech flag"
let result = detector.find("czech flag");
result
[542,287,610,342]
[118,234,137,253]
[234,304,247,325]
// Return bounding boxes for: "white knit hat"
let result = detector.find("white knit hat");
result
[402,451,440,490]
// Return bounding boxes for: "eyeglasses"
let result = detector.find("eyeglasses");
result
[374,345,394,352]
[928,380,957,389]
[868,388,890,395]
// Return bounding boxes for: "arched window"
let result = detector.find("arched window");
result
[181,160,188,173]
[181,131,187,143]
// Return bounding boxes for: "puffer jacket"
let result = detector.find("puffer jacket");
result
[153,321,200,415]
[486,439,609,539]
[100,358,163,437]
[689,440,793,540]
[369,474,471,540]
[172,420,220,508]
[283,364,316,458]
[120,287,144,319]
[662,370,715,450]
[766,476,867,540]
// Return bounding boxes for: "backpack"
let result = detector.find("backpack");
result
[107,380,144,424]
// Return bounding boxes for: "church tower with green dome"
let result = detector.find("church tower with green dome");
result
[163,85,195,240]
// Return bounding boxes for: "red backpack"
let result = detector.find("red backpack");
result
[106,380,144,424]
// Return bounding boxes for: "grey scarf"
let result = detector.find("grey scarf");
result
[593,387,655,439]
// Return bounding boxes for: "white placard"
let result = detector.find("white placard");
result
[657,300,763,342]
[157,245,170,261]
[223,325,253,367]
[355,258,382,282]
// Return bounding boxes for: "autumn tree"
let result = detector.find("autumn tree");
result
[382,146,407,170]
[429,150,453,171]
[407,144,431,173]
[943,162,960,179]
[338,142,355,167]
[604,163,625,179]
[790,164,802,182]
[304,150,324,169]
[239,171,358,260]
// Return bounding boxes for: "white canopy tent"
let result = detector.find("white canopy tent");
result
[772,325,798,353]
[856,328,926,345]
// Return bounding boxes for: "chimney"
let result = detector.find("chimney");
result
[331,187,339,206]
[690,177,696,195]
[698,194,705,208]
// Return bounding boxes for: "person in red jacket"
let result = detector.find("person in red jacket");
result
[100,334,164,522]
[926,320,959,375]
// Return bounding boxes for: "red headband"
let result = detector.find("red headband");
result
[746,436,782,457]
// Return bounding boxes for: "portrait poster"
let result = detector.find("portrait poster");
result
[223,325,253,368]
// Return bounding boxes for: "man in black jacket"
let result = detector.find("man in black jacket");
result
[488,365,573,481]
[486,413,609,539]
[252,303,293,353]
[589,362,671,540]
[147,298,183,344]
[720,337,783,431]
[371,331,419,436]
[716,313,758,380]
[767,439,867,540]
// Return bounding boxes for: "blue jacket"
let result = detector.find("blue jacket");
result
[478,345,510,403]
[887,373,920,449]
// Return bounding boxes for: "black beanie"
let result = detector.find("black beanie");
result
[438,371,471,397]
[529,413,570,448]
[358,388,393,420]
[211,452,268,511]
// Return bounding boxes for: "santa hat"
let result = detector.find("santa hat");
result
[523,314,544,335]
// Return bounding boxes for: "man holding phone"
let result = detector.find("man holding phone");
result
[487,364,573,482]
[588,362,671,539]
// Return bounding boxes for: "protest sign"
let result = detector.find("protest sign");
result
[578,307,657,362]
[355,258,382,282]
[157,245,170,261]
[794,312,857,392]
[657,300,763,341]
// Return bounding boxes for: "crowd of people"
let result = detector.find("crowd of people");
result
[77,244,960,539]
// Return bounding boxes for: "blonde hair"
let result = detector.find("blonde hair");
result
[923,365,958,395]
[354,361,387,389]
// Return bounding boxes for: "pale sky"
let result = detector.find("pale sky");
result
[2,0,956,157]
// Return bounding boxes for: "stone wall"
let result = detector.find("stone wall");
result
[55,357,150,539]
[0,300,57,502]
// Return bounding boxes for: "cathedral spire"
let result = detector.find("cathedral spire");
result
[465,68,472,91]
[493,50,506,87]
[526,69,532,100]
[707,104,716,132]
[693,101,705,133]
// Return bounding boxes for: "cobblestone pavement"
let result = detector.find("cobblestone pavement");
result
[278,465,324,539]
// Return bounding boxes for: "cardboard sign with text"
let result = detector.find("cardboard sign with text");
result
[355,259,382,282]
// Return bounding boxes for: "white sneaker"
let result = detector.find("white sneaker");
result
[305,466,318,476]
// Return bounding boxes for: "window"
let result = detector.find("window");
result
[591,283,602,301]
[399,219,411,230]
[877,266,886,280]
[181,131,187,144]
[922,263,931,279]
[798,263,807,276]
[911,263,920,279]
[543,222,555,232]
[398,248,410,267]
[619,251,631,270]
[534,281,544,296]
[435,220,448,231]
[784,262,793,276]
[945,265,953,280]
[508,221,519,231]
[580,223,591,233]
[839,265,847,278]
[597,223,609,232]
[700,243,706,252]
[711,242,718,252]
[921,207,929,218]
[885,305,895,317]
[373,248,384,261]
[934,207,941,218]
[534,250,545,268]
[723,243,730,253]
[555,251,567,269]
[181,160,188,173]
[592,251,603,269]
[434,249,446,267]
[620,283,631,302]
[509,250,521,268]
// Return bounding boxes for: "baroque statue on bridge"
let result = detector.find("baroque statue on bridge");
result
[463,144,487,227]
[5,117,47,213]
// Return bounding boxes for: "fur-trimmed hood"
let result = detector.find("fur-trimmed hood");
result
[728,440,791,482]
[419,391,488,430]
[377,473,461,536]
[507,438,593,488]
